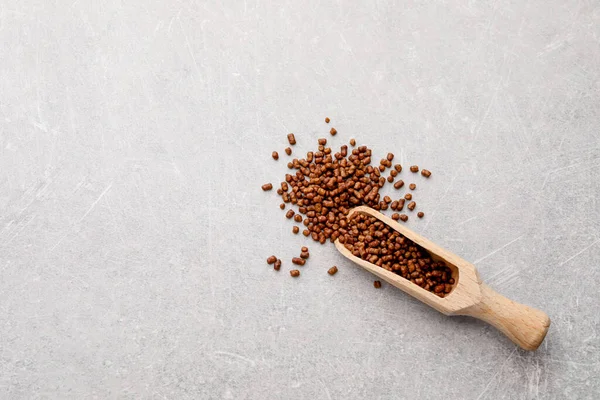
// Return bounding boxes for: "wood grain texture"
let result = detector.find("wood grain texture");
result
[460,284,550,351]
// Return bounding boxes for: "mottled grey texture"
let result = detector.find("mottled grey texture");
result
[1,0,599,399]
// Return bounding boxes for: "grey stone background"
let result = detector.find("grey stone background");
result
[1,0,599,399]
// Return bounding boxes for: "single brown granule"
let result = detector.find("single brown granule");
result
[328,266,338,275]
[399,214,408,222]
[292,257,306,266]
[340,145,348,157]
[287,133,296,145]
[274,259,282,270]
[294,214,302,222]
[318,138,327,145]
[392,213,400,220]
[325,117,330,123]
[410,165,419,173]
[404,193,412,200]
[383,196,392,204]
[285,147,292,156]
[330,128,337,136]
[267,255,277,264]
[387,153,394,161]
[390,169,398,177]
[290,269,300,277]
[286,209,295,219]
[387,176,394,183]
[292,226,300,234]
[394,164,402,173]
[350,138,356,146]
[394,180,404,189]
[409,183,416,190]
[262,183,273,191]
[417,212,424,218]
[391,200,399,211]
[279,203,285,210]
[421,169,431,178]
[301,246,308,252]
[397,199,405,211]
[407,201,416,211]
[374,280,382,288]
[303,229,310,236]
[272,151,279,160]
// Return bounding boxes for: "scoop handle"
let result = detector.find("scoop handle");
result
[461,284,550,351]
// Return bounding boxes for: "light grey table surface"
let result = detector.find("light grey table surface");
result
[1,1,599,399]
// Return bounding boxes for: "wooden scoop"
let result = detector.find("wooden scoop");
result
[334,206,550,351]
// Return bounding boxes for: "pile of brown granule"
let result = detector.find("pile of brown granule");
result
[274,141,421,245]
[263,119,454,295]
